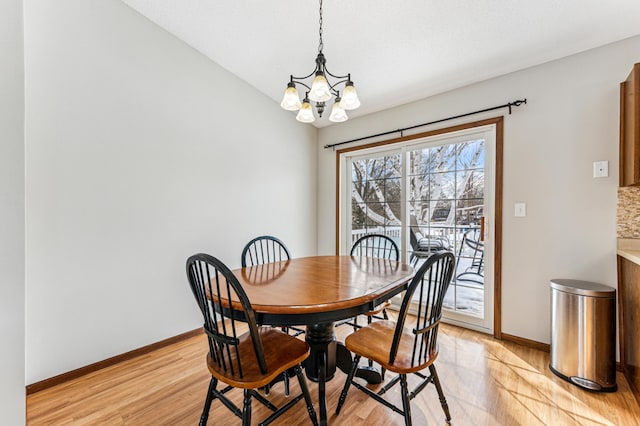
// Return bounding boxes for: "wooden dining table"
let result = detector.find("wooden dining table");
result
[230,255,414,425]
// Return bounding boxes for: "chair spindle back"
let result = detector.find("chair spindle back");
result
[350,234,399,260]
[186,253,267,378]
[390,251,455,367]
[241,236,291,267]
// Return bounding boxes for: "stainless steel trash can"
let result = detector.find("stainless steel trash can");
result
[549,279,617,392]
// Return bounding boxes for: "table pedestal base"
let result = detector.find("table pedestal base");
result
[304,323,336,382]
[302,322,384,425]
[304,322,337,426]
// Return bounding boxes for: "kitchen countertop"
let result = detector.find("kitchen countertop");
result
[618,238,640,265]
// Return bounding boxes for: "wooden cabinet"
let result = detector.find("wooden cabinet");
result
[620,63,640,187]
[618,255,640,403]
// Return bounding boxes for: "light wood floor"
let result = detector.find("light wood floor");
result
[27,323,640,425]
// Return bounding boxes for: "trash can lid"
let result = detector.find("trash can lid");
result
[550,279,615,297]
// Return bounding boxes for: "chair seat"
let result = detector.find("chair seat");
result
[207,327,309,389]
[345,320,438,374]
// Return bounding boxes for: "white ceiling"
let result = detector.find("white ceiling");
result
[122,0,640,127]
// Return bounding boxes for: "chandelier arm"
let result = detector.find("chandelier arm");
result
[327,87,343,99]
[322,67,351,80]
[290,81,312,92]
[290,66,321,81]
[290,73,318,81]
[327,78,350,92]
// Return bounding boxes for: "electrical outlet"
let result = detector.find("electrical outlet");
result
[593,161,609,178]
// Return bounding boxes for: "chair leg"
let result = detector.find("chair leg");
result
[318,351,327,426]
[242,389,252,426]
[366,316,374,368]
[353,316,358,333]
[399,374,412,426]
[199,377,217,426]
[283,371,290,397]
[335,355,361,415]
[294,365,319,426]
[429,364,452,422]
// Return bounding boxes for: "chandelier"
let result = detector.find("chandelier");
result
[280,0,360,123]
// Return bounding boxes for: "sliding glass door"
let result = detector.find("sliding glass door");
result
[340,124,496,332]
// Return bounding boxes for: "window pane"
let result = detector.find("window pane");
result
[456,199,483,226]
[429,144,456,173]
[430,199,454,224]
[456,170,484,199]
[409,147,430,175]
[384,177,401,202]
[430,171,456,200]
[456,139,485,170]
[351,202,366,230]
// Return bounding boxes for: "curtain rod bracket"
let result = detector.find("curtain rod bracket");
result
[508,98,527,114]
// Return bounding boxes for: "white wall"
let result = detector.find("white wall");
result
[0,0,25,423]
[24,0,317,384]
[318,35,640,344]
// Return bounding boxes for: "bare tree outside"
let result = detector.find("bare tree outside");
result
[349,139,486,317]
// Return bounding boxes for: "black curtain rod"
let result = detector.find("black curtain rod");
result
[324,98,527,150]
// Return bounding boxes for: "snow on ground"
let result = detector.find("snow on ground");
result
[414,256,485,318]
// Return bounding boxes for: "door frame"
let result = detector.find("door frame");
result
[335,116,503,338]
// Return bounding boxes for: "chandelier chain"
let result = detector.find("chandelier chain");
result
[318,0,324,53]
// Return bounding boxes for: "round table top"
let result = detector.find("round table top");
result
[232,255,414,321]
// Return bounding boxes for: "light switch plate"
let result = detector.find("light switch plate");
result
[593,161,609,178]
[515,203,526,217]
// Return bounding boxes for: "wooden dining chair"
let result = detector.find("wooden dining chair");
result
[340,233,400,330]
[240,235,305,396]
[241,235,291,268]
[186,253,318,426]
[241,236,304,334]
[335,250,456,426]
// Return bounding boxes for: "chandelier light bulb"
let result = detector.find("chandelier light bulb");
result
[329,97,348,122]
[340,82,360,110]
[309,73,332,102]
[296,99,315,123]
[280,84,301,111]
